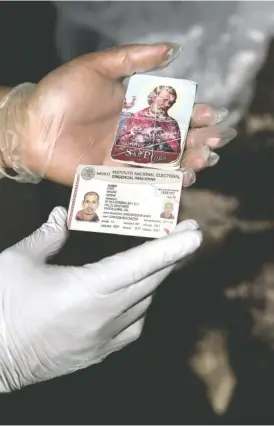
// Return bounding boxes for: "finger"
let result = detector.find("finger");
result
[118,264,175,312]
[86,318,146,366]
[12,207,68,262]
[90,42,182,79]
[112,221,200,312]
[105,296,152,339]
[186,125,237,150]
[182,146,212,171]
[119,220,201,308]
[119,244,198,312]
[108,317,146,353]
[98,224,199,317]
[180,167,196,188]
[190,104,229,128]
[83,223,202,294]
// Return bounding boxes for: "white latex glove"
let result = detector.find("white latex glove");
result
[0,207,202,392]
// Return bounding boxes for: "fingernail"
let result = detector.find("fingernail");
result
[165,42,183,63]
[207,151,220,167]
[147,42,183,72]
[193,146,211,170]
[187,220,200,230]
[172,219,200,237]
[180,167,196,187]
[211,107,229,125]
[178,219,200,230]
[207,127,237,149]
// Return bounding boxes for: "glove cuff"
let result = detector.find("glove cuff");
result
[0,82,41,184]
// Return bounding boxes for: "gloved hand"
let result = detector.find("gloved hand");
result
[0,207,202,392]
[0,43,237,186]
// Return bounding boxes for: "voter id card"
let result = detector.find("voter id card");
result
[67,165,183,238]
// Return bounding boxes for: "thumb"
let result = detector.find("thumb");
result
[89,42,182,79]
[12,207,68,262]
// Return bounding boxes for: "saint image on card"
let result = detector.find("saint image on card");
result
[111,74,197,167]
[75,191,100,222]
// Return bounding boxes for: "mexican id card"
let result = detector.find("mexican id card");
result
[67,165,184,238]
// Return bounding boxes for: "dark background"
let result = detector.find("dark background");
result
[1,2,274,424]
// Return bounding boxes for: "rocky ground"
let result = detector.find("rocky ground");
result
[176,44,274,418]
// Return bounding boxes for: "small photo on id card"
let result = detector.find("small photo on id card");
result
[111,74,197,170]
[67,165,184,239]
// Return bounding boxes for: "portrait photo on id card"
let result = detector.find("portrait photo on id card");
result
[111,74,197,168]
